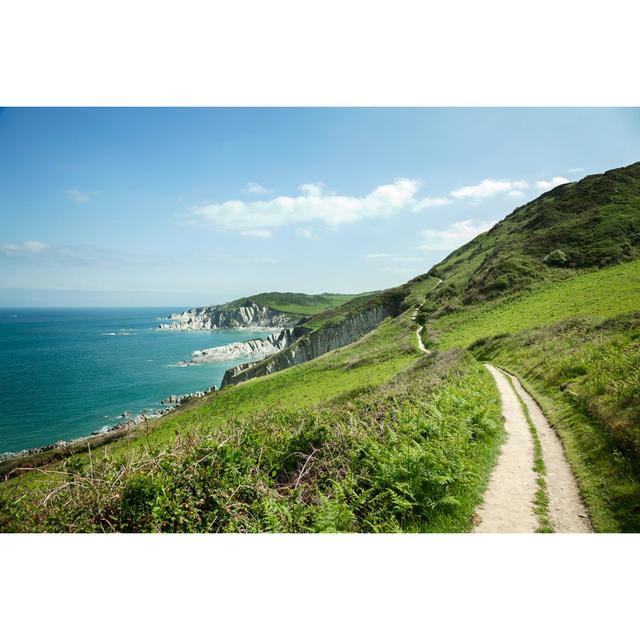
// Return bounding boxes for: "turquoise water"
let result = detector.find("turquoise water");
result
[0,308,272,453]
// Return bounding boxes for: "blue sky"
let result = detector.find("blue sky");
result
[1,107,639,307]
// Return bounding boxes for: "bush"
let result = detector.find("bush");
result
[543,249,568,266]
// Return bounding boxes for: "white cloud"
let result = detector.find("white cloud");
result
[187,179,419,236]
[1,240,50,255]
[299,183,323,197]
[244,182,271,195]
[418,219,497,251]
[451,179,528,200]
[23,240,50,253]
[508,189,526,198]
[535,176,569,191]
[296,227,315,239]
[67,188,96,203]
[413,196,452,211]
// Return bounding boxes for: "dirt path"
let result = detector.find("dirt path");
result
[411,312,429,353]
[474,364,591,533]
[509,374,591,532]
[411,278,441,354]
[474,364,538,532]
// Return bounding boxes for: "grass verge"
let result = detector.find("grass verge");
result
[472,313,640,532]
[0,351,503,533]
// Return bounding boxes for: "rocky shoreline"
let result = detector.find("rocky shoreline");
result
[180,326,309,365]
[0,385,217,464]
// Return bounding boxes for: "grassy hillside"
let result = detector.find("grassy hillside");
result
[0,285,503,532]
[432,259,640,350]
[224,291,373,316]
[0,351,502,533]
[2,161,639,532]
[416,162,640,530]
[471,313,640,532]
[428,162,640,309]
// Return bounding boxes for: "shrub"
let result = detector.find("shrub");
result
[543,249,568,266]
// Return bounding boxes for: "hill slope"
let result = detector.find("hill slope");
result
[428,161,640,309]
[2,161,640,532]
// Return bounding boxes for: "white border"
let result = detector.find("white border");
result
[1,534,638,639]
[1,1,639,637]
[1,0,639,106]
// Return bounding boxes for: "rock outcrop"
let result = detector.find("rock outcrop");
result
[186,326,311,364]
[221,304,392,387]
[158,302,297,331]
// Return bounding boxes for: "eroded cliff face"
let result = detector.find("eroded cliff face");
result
[158,302,296,331]
[187,325,311,364]
[221,305,391,387]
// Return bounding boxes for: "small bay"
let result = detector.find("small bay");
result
[0,308,272,453]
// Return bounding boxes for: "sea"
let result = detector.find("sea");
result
[0,308,273,454]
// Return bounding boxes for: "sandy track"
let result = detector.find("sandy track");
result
[509,374,591,532]
[474,364,591,533]
[411,308,430,353]
[474,364,538,532]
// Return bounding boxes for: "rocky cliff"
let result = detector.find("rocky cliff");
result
[221,304,392,387]
[158,302,297,331]
[187,325,311,364]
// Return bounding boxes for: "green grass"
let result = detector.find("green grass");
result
[471,313,640,532]
[431,259,640,350]
[151,313,421,444]
[0,351,503,533]
[2,309,422,483]
[4,163,639,532]
[224,291,373,316]
[428,162,640,308]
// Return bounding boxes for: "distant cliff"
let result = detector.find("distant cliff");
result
[221,304,393,387]
[187,326,311,364]
[158,302,298,331]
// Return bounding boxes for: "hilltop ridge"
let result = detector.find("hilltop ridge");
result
[428,161,640,310]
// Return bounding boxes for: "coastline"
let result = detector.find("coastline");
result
[0,384,218,467]
[0,314,283,467]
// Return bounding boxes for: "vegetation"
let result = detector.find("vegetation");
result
[2,161,640,532]
[431,259,640,350]
[223,291,374,316]
[0,352,503,533]
[427,162,640,309]
[471,313,640,532]
[417,161,640,531]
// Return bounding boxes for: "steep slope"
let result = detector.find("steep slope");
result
[158,301,295,331]
[427,161,640,310]
[420,161,640,531]
[221,287,411,386]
